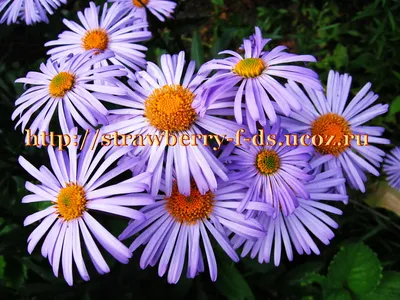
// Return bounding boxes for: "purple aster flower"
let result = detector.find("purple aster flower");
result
[383,147,400,190]
[12,50,128,137]
[238,27,270,57]
[45,2,151,73]
[281,70,390,193]
[108,0,176,22]
[100,51,243,197]
[222,119,314,217]
[0,0,66,25]
[119,176,272,284]
[231,159,347,266]
[19,128,154,285]
[198,26,322,132]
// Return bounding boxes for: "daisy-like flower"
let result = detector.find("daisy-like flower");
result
[0,0,66,25]
[109,0,176,22]
[12,50,127,136]
[19,129,154,285]
[383,147,400,190]
[231,158,347,266]
[119,177,272,284]
[223,119,314,217]
[45,2,151,73]
[198,26,322,132]
[100,51,243,197]
[281,70,390,193]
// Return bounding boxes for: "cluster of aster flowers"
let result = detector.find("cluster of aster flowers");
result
[0,0,66,25]
[10,1,398,286]
[0,0,175,25]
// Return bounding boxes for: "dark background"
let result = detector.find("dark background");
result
[0,0,400,299]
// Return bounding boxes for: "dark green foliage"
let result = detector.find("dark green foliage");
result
[299,243,400,300]
[1,0,400,299]
[327,243,382,295]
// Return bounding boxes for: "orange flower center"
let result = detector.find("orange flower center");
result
[133,0,149,7]
[311,113,352,156]
[55,183,87,221]
[233,58,266,78]
[165,182,215,225]
[49,72,75,98]
[144,84,197,132]
[82,28,109,52]
[256,149,280,175]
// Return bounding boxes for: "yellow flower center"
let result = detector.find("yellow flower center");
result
[165,182,215,225]
[55,183,87,221]
[311,113,352,156]
[82,28,109,52]
[256,149,280,175]
[133,0,149,7]
[49,72,75,98]
[233,58,266,78]
[144,84,197,132]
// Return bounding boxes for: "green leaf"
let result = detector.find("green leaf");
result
[4,258,28,288]
[324,289,352,300]
[393,71,400,82]
[302,272,327,287]
[386,96,400,123]
[211,29,235,57]
[241,257,276,275]
[361,272,400,300]
[155,48,168,66]
[215,263,254,300]
[211,0,224,6]
[0,255,6,280]
[316,44,348,70]
[191,31,204,68]
[387,10,396,32]
[332,44,348,69]
[282,261,325,286]
[20,257,58,283]
[346,30,361,36]
[327,243,382,295]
